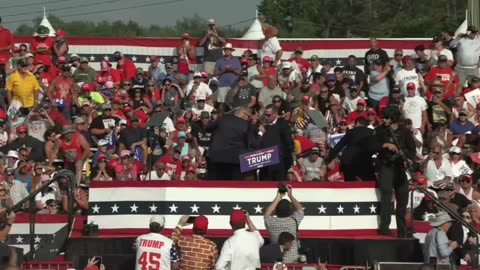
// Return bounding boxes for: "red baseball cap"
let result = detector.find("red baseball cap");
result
[181,33,190,39]
[16,125,27,133]
[357,99,367,106]
[193,215,209,233]
[123,106,133,113]
[101,60,111,71]
[263,56,272,62]
[12,47,20,53]
[187,167,196,173]
[57,56,66,63]
[402,55,413,63]
[176,117,186,124]
[81,83,94,92]
[200,70,208,77]
[55,29,66,36]
[112,97,122,103]
[230,210,246,226]
[367,108,377,115]
[302,95,311,103]
[406,82,416,89]
[98,153,107,161]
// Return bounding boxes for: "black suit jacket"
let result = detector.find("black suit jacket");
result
[260,117,295,165]
[206,114,251,164]
[260,243,283,263]
[327,126,374,166]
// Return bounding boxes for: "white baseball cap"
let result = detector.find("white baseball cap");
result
[150,215,165,227]
[193,71,202,77]
[7,150,18,159]
[282,61,292,69]
[98,139,108,147]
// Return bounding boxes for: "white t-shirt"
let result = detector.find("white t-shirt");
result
[408,190,438,209]
[261,37,282,62]
[162,117,175,133]
[135,232,179,270]
[394,68,423,96]
[185,81,213,100]
[342,96,362,113]
[402,96,427,129]
[191,103,214,118]
[216,228,264,270]
[430,48,454,66]
[450,160,473,178]
[148,170,171,180]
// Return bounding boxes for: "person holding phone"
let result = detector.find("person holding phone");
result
[171,215,218,269]
[216,210,264,270]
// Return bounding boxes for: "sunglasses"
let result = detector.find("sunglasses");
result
[459,114,468,117]
[394,54,403,56]
[20,49,26,52]
[460,179,471,183]
[446,188,454,191]
[104,109,112,111]
[194,76,201,79]
[148,84,155,87]
[432,151,442,154]
[463,215,472,219]
[273,100,282,103]
[164,84,171,86]
[320,91,328,93]
[18,132,27,134]
[123,83,132,86]
[154,110,162,113]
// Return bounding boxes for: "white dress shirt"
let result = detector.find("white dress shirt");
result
[215,228,264,270]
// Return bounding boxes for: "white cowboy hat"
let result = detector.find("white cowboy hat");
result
[223,43,235,51]
[430,212,454,227]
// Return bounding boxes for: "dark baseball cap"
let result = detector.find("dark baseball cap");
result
[18,59,28,67]
[438,55,448,62]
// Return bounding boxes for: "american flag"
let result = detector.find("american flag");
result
[87,181,397,236]
[14,36,431,71]
[5,213,68,257]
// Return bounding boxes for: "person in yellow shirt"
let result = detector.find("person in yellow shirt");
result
[6,59,40,115]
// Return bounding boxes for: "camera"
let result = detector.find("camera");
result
[278,183,288,194]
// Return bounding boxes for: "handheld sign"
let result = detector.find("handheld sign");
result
[239,146,280,173]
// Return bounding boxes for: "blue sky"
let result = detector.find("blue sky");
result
[0,0,262,31]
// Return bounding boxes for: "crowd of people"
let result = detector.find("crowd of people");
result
[0,13,480,269]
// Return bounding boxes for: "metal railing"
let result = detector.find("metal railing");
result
[7,169,76,261]
[409,183,480,269]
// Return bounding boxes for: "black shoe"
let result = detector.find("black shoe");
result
[378,228,394,236]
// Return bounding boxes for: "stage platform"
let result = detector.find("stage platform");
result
[65,217,422,270]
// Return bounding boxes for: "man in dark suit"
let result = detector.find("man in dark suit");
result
[260,232,296,263]
[206,106,253,180]
[325,117,375,181]
[258,104,295,181]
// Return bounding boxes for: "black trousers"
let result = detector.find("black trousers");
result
[377,162,409,237]
[259,160,287,181]
[206,161,243,180]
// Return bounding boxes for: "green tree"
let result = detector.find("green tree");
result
[14,14,248,38]
[257,0,468,38]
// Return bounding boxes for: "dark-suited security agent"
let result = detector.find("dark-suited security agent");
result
[372,105,416,237]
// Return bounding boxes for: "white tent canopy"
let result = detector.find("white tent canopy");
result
[242,18,264,40]
[33,7,56,37]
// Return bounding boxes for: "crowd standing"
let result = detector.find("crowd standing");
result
[1,14,480,269]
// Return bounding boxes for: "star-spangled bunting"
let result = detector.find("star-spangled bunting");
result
[6,234,54,245]
[64,54,367,67]
[88,201,382,216]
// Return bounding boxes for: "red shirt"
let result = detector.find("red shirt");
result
[378,96,390,116]
[48,65,60,78]
[116,58,136,81]
[346,110,368,124]
[48,108,68,126]
[263,67,278,86]
[97,69,121,84]
[156,154,182,178]
[51,76,74,108]
[60,132,83,165]
[40,72,53,88]
[288,57,310,74]
[0,28,14,64]
[424,67,458,98]
[327,160,345,182]
[31,36,54,66]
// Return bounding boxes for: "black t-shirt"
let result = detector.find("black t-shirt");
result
[415,58,432,76]
[202,30,226,62]
[364,48,389,74]
[232,83,256,108]
[450,193,471,209]
[191,120,213,148]
[5,136,45,162]
[118,127,147,147]
[427,99,452,125]
[89,116,121,140]
[0,242,11,268]
[343,65,365,85]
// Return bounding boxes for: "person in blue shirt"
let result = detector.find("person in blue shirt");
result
[450,109,475,148]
